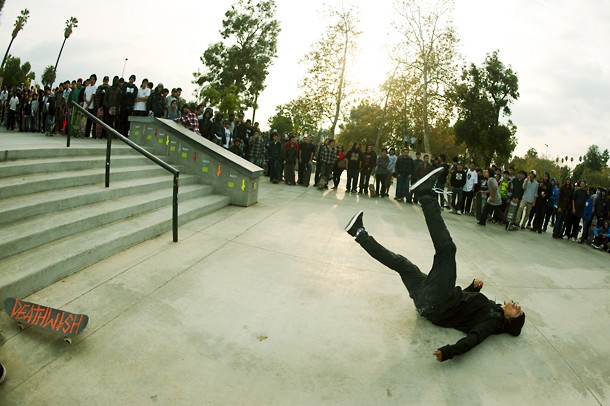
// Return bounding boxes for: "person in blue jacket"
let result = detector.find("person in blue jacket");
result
[579,187,597,244]
[591,219,610,251]
[543,178,559,232]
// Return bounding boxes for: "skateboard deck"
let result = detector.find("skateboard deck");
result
[506,200,519,230]
[4,298,89,343]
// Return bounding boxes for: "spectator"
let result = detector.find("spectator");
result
[234,115,247,145]
[552,177,574,238]
[198,107,213,140]
[593,189,609,222]
[411,152,423,203]
[513,170,538,229]
[212,112,224,146]
[120,75,138,136]
[449,162,466,214]
[6,91,19,130]
[332,145,346,190]
[298,135,316,187]
[477,168,510,227]
[229,138,243,156]
[531,172,552,233]
[248,130,265,168]
[542,178,559,233]
[375,148,390,197]
[284,140,298,185]
[578,187,597,244]
[223,121,232,148]
[344,142,362,193]
[435,154,450,208]
[133,78,150,117]
[147,83,165,118]
[591,219,610,251]
[318,139,337,188]
[267,132,283,183]
[44,87,57,136]
[385,148,397,196]
[104,76,122,131]
[462,162,478,214]
[359,145,377,195]
[564,180,588,241]
[172,103,200,134]
[168,100,179,120]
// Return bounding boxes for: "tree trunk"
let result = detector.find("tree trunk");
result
[375,90,391,152]
[1,36,15,70]
[422,70,430,155]
[54,37,67,74]
[330,27,349,139]
[251,93,258,123]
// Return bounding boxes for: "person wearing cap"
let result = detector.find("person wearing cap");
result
[147,82,165,118]
[345,167,526,362]
[513,170,538,229]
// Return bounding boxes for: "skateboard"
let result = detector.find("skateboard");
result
[368,183,377,197]
[505,200,519,230]
[4,298,89,344]
[317,176,328,190]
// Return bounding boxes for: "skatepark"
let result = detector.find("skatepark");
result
[1,130,609,406]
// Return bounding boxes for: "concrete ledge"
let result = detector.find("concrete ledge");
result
[129,117,261,206]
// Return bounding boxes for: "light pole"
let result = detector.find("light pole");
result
[121,58,128,78]
[545,143,548,158]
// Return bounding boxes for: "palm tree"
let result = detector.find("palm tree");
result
[54,17,78,74]
[1,9,29,69]
[42,65,56,88]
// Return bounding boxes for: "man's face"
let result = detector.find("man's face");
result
[245,121,251,127]
[580,181,586,189]
[197,106,204,115]
[503,173,509,180]
[329,141,335,148]
[366,146,373,153]
[457,164,464,171]
[382,150,388,157]
[529,173,535,181]
[228,115,235,122]
[305,137,312,143]
[141,81,148,89]
[416,154,421,160]
[509,168,514,176]
[424,156,429,164]
[254,132,259,139]
[273,135,278,142]
[503,301,523,318]
[401,150,408,158]
[389,149,395,156]
[470,163,476,171]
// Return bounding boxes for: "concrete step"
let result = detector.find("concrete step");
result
[0,194,231,305]
[0,164,181,199]
[0,183,214,261]
[0,174,200,226]
[0,155,170,178]
[0,146,144,162]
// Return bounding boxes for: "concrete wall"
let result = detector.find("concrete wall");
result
[128,117,262,207]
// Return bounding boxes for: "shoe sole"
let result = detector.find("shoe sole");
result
[410,167,444,192]
[345,210,364,233]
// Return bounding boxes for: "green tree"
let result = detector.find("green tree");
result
[193,0,280,119]
[584,144,609,172]
[0,56,34,88]
[454,50,519,167]
[526,148,538,159]
[393,0,460,154]
[299,3,360,138]
[1,8,29,69]
[267,105,293,135]
[41,65,56,88]
[54,17,78,75]
[337,100,384,149]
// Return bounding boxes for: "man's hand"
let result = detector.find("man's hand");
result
[433,350,443,362]
[473,279,484,290]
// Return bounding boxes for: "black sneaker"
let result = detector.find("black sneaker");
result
[345,211,364,237]
[0,362,5,384]
[410,167,444,199]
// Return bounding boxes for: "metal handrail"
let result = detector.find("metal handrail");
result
[67,101,180,242]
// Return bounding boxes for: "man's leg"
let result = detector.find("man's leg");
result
[355,229,426,302]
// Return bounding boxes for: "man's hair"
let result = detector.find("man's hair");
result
[500,313,526,336]
[176,87,182,92]
[424,154,429,159]
[129,74,136,80]
[416,151,421,156]
[508,166,514,170]
[503,170,509,175]
[382,148,388,153]
[439,153,446,161]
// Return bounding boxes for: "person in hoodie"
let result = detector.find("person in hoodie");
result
[591,219,610,251]
[578,187,597,244]
[531,172,553,233]
[198,108,213,141]
[103,76,122,131]
[374,148,390,197]
[565,180,589,241]
[553,177,574,238]
[345,142,363,193]
[593,189,609,222]
[542,178,559,233]
[345,167,525,362]
[359,144,377,195]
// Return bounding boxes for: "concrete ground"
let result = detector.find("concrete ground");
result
[1,130,610,405]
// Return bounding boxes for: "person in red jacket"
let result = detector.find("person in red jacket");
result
[345,167,526,362]
[332,145,346,190]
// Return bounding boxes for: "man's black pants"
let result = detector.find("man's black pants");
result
[356,195,457,314]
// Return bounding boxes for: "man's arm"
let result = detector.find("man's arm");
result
[434,318,501,362]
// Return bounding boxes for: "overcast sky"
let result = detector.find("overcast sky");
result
[1,0,608,163]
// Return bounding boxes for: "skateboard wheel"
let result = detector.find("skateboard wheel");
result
[18,322,24,330]
[64,337,72,344]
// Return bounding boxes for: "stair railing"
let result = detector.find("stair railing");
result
[67,101,180,242]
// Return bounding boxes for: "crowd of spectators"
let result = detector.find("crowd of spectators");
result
[2,76,609,253]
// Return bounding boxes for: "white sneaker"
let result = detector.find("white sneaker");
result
[457,210,462,215]
[571,237,576,242]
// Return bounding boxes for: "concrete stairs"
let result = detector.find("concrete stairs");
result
[0,146,230,305]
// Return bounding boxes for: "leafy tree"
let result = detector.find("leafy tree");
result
[526,148,538,159]
[337,100,385,149]
[54,17,78,74]
[0,56,34,88]
[299,3,360,138]
[267,105,293,135]
[1,8,29,69]
[42,65,56,88]
[193,0,280,119]
[584,144,609,172]
[454,50,519,167]
[392,0,460,154]
[200,83,242,117]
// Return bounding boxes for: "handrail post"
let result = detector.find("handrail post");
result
[66,108,71,147]
[173,173,179,242]
[105,130,112,188]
